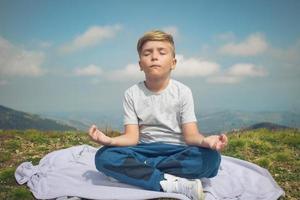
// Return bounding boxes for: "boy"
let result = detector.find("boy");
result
[89,30,228,200]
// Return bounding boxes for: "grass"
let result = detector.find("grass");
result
[0,128,299,199]
[223,129,300,199]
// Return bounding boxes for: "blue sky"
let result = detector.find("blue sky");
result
[0,0,299,114]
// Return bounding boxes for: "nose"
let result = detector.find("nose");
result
[151,50,159,61]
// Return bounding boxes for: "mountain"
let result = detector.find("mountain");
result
[0,105,77,131]
[39,115,90,131]
[242,122,291,131]
[196,110,300,134]
[38,111,123,131]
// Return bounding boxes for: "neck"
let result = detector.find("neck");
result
[144,77,171,93]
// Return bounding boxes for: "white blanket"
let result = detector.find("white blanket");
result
[15,145,284,200]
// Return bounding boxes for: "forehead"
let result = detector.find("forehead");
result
[141,41,172,51]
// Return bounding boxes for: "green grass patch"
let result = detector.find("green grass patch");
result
[23,130,49,144]
[254,157,272,168]
[0,151,11,162]
[2,187,34,200]
[0,168,17,185]
[272,150,292,162]
[4,140,21,151]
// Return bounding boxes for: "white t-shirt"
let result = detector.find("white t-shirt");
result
[123,79,197,145]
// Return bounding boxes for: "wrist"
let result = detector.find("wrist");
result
[199,136,205,146]
[108,137,114,146]
[200,136,210,148]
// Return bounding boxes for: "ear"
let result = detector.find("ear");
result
[171,58,177,70]
[139,61,143,71]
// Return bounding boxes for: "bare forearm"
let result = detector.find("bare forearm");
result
[184,132,210,148]
[109,133,139,146]
[184,129,228,151]
[89,124,139,147]
[182,122,210,148]
[109,124,139,146]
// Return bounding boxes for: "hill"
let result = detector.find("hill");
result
[40,115,90,131]
[242,122,291,131]
[0,128,299,199]
[197,110,300,134]
[38,111,123,131]
[0,105,77,131]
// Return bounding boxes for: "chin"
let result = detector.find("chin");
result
[146,74,169,80]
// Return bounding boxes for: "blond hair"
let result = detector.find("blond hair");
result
[137,30,175,57]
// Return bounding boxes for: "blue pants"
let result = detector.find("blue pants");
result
[95,143,221,191]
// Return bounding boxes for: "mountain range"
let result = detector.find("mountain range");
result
[0,105,76,131]
[40,108,300,134]
[196,110,300,134]
[241,122,290,131]
[1,105,300,133]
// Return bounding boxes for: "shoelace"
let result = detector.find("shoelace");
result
[176,179,197,200]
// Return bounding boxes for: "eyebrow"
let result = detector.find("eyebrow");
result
[142,47,168,52]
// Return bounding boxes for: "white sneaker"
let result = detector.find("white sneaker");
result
[160,173,205,200]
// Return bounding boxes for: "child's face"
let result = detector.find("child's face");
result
[139,41,176,80]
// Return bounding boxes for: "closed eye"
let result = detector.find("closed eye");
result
[158,48,168,55]
[142,50,152,56]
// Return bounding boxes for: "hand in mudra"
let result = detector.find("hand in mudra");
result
[88,125,112,146]
[204,134,228,151]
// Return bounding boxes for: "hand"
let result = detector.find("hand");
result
[88,124,112,146]
[203,134,228,151]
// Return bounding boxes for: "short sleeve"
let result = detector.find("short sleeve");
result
[180,88,197,124]
[123,90,139,125]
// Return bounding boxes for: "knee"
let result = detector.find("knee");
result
[206,149,221,178]
[189,146,221,166]
[94,147,115,171]
[209,149,221,166]
[188,147,221,178]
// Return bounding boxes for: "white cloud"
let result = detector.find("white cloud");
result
[0,36,45,77]
[228,63,267,77]
[218,33,268,56]
[107,55,220,81]
[162,26,179,38]
[173,55,220,77]
[105,56,266,84]
[74,64,103,76]
[108,63,143,81]
[208,63,267,84]
[207,76,240,84]
[59,25,122,53]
